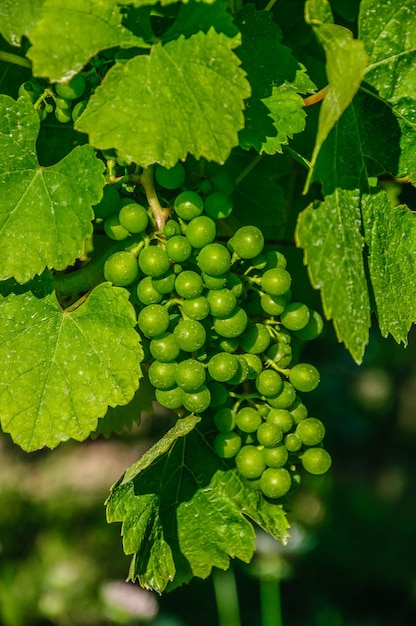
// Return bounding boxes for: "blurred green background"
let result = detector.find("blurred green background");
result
[2,248,416,626]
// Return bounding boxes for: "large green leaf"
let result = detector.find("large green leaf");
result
[359,0,416,178]
[0,95,104,283]
[27,0,146,81]
[362,190,416,343]
[75,30,250,168]
[0,282,143,451]
[107,416,290,593]
[0,0,45,46]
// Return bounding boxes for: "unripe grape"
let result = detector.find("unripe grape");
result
[173,319,206,352]
[207,288,236,318]
[284,433,302,452]
[204,192,233,219]
[294,310,324,340]
[268,382,296,409]
[208,352,239,382]
[235,407,262,433]
[56,74,86,100]
[174,190,204,220]
[260,468,292,499]
[166,235,192,263]
[150,332,180,362]
[232,226,264,259]
[93,184,120,219]
[138,304,170,338]
[103,251,139,286]
[255,370,283,397]
[148,361,178,390]
[214,432,242,458]
[301,448,332,475]
[175,271,204,299]
[296,418,325,446]
[185,215,216,248]
[182,385,211,413]
[155,386,183,410]
[213,307,248,338]
[175,359,206,392]
[263,445,289,468]
[214,408,236,432]
[152,271,176,295]
[257,422,283,447]
[289,363,320,392]
[240,323,271,354]
[104,214,130,240]
[266,408,293,433]
[181,296,210,321]
[280,302,310,331]
[197,243,231,276]
[136,277,163,304]
[139,245,171,278]
[155,163,186,189]
[261,268,291,296]
[119,203,149,233]
[236,445,266,479]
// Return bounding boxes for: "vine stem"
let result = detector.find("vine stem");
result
[140,165,170,231]
[303,85,329,107]
[0,51,31,68]
[212,567,242,626]
[235,154,263,186]
[260,578,283,626]
[264,0,277,11]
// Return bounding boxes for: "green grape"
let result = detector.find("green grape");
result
[231,225,264,259]
[148,360,178,390]
[103,251,139,287]
[138,304,170,338]
[214,408,236,432]
[185,215,216,248]
[218,337,239,353]
[197,243,231,276]
[173,319,206,352]
[174,191,204,220]
[296,418,325,446]
[213,307,248,339]
[175,359,206,392]
[294,310,324,340]
[301,448,332,475]
[164,220,182,238]
[55,107,72,123]
[257,403,270,418]
[44,103,54,113]
[207,288,236,318]
[280,302,310,331]
[257,422,283,448]
[93,185,120,219]
[104,214,130,240]
[266,341,292,368]
[241,432,258,446]
[240,323,271,354]
[260,468,292,499]
[235,445,266,479]
[263,445,289,469]
[260,293,288,316]
[119,203,149,233]
[182,386,211,413]
[264,250,287,269]
[240,353,262,379]
[166,235,192,263]
[266,408,293,433]
[268,381,296,409]
[261,268,291,296]
[227,274,244,298]
[175,270,204,299]
[136,276,163,305]
[152,271,176,295]
[155,386,184,410]
[284,433,302,452]
[55,74,86,100]
[54,98,71,111]
[72,99,88,121]
[289,363,320,392]
[204,192,233,219]
[202,272,229,290]
[289,399,308,424]
[235,407,262,433]
[228,356,249,385]
[214,432,242,458]
[207,352,239,382]
[255,370,283,397]
[18,81,42,103]
[155,163,186,190]
[38,107,47,121]
[150,332,181,362]
[139,245,171,278]
[208,382,229,408]
[199,178,214,195]
[181,296,210,321]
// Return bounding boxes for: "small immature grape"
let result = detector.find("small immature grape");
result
[218,337,239,353]
[155,386,184,410]
[263,445,288,468]
[261,268,291,296]
[256,370,283,397]
[228,356,249,385]
[213,306,248,338]
[264,250,287,270]
[166,235,192,263]
[295,310,324,340]
[289,363,320,392]
[93,185,120,219]
[137,277,163,304]
[289,399,308,424]
[208,382,228,408]
[280,302,310,331]
[260,468,292,499]
[240,323,271,354]
[240,353,262,379]
[55,74,86,100]
[150,332,181,362]
[235,407,262,433]
[266,341,292,368]
[152,271,176,295]
[296,418,325,446]
[155,163,186,189]
[72,99,88,121]
[207,288,236,318]
[148,361,178,390]
[204,192,233,219]
[197,243,231,276]
[103,251,139,286]
[139,245,171,278]
[181,296,210,321]
[301,448,332,475]
[173,319,206,352]
[214,407,236,432]
[164,220,182,238]
[175,270,204,299]
[284,433,302,452]
[138,304,170,338]
[119,203,149,233]
[18,81,42,102]
[260,293,287,316]
[55,107,72,123]
[182,386,211,413]
[175,359,206,392]
[202,272,229,290]
[185,215,216,248]
[104,214,130,240]
[268,381,297,409]
[257,422,283,448]
[231,226,264,259]
[267,408,293,433]
[174,191,204,220]
[208,352,239,382]
[236,445,266,479]
[214,432,242,458]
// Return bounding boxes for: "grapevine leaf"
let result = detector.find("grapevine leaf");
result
[359,0,416,178]
[26,0,147,82]
[162,0,238,42]
[296,192,371,363]
[92,372,155,439]
[362,190,416,343]
[235,4,314,154]
[75,30,250,168]
[0,282,143,452]
[106,417,290,593]
[0,0,45,46]
[305,0,334,24]
[304,2,368,188]
[0,95,105,283]
[118,0,216,7]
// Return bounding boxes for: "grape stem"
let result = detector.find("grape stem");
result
[303,85,329,107]
[0,51,31,68]
[139,165,170,231]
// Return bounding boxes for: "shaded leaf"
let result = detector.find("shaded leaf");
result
[0,0,45,46]
[0,283,143,451]
[76,30,250,168]
[0,95,105,283]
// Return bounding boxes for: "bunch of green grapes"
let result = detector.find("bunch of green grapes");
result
[94,164,331,502]
[18,74,89,122]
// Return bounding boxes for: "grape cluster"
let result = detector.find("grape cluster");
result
[93,163,330,502]
[18,73,89,123]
